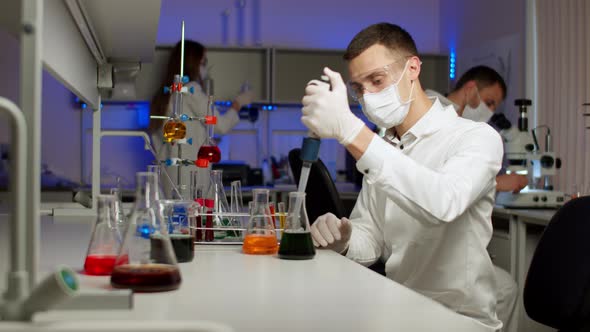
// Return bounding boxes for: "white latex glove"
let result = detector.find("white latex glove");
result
[233,90,254,109]
[310,212,353,254]
[301,67,365,146]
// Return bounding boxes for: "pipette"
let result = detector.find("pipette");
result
[297,75,329,193]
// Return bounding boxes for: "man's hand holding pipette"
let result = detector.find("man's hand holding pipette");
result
[311,213,352,254]
[301,67,365,146]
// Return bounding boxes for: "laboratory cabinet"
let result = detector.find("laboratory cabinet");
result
[133,46,450,104]
[491,208,557,332]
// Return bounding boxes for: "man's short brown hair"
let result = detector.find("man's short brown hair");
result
[343,23,418,61]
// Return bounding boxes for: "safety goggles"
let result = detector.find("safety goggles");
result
[346,57,411,101]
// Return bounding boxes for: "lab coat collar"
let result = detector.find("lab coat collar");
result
[384,98,457,146]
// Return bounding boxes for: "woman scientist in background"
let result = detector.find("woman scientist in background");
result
[150,40,253,198]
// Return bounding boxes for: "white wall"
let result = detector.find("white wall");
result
[439,0,526,123]
[157,0,441,53]
[0,29,82,185]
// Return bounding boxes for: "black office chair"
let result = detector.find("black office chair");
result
[288,148,346,224]
[523,196,590,331]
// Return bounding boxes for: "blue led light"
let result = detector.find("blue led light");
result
[136,224,154,239]
[449,50,457,79]
[81,103,87,109]
[262,106,267,110]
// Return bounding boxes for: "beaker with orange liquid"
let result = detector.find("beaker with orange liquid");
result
[242,188,278,255]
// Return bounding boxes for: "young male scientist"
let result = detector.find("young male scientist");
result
[301,23,503,330]
[426,65,522,331]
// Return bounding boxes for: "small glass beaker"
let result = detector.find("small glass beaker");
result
[243,189,278,255]
[278,192,315,260]
[158,200,195,263]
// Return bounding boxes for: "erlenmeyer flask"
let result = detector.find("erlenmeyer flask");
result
[111,172,181,292]
[84,195,125,275]
[278,192,315,260]
[158,200,195,263]
[243,189,278,255]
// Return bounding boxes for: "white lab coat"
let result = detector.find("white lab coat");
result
[152,81,240,198]
[347,99,503,330]
[425,89,519,332]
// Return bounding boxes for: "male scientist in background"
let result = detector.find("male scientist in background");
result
[301,23,503,330]
[426,65,528,194]
[426,66,520,331]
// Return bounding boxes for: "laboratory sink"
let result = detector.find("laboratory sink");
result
[0,320,234,332]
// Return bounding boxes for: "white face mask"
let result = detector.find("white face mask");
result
[359,62,414,129]
[462,90,493,123]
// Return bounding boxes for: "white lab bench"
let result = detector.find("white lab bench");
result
[490,206,557,332]
[0,214,492,332]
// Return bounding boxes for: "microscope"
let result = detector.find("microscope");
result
[495,99,566,208]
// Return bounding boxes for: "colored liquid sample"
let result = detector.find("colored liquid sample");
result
[197,145,221,163]
[242,234,279,255]
[163,120,186,141]
[84,255,118,276]
[195,215,202,241]
[269,204,277,228]
[278,213,286,236]
[278,231,316,260]
[111,264,181,292]
[169,234,195,263]
[205,209,214,242]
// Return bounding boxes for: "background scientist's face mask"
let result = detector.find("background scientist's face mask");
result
[463,89,494,123]
[350,61,415,128]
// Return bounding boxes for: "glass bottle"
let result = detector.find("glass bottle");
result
[111,172,181,292]
[83,195,124,275]
[278,192,315,260]
[243,189,278,255]
[158,200,195,263]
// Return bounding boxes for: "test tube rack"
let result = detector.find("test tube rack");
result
[189,208,287,245]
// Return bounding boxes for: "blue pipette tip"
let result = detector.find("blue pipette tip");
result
[165,159,174,166]
[189,86,195,94]
[163,86,170,94]
[180,114,189,122]
[187,138,193,145]
[182,76,190,83]
[301,136,321,162]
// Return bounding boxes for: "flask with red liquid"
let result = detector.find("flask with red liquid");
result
[111,172,181,292]
[83,195,125,276]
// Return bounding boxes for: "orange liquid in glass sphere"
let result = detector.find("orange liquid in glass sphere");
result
[163,121,186,141]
